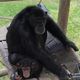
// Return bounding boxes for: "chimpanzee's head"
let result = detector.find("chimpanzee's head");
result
[27,6,47,35]
[16,58,43,79]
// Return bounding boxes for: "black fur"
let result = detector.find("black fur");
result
[6,6,78,79]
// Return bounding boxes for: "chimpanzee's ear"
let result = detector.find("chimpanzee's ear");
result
[7,27,9,30]
[45,11,47,15]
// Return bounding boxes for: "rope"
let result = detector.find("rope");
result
[39,0,42,4]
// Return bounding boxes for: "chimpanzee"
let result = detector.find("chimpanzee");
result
[6,5,78,79]
[13,57,43,80]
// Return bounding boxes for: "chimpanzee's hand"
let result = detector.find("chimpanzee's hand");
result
[60,64,72,80]
[66,41,79,51]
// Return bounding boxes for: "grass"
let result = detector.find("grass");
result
[0,76,9,80]
[67,1,80,50]
[0,0,80,80]
[0,0,59,27]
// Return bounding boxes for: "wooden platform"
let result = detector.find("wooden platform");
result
[0,27,7,41]
[0,27,80,80]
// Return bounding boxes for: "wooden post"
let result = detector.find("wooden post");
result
[58,0,70,33]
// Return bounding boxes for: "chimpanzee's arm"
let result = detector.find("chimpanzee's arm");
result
[46,16,78,51]
[26,41,68,78]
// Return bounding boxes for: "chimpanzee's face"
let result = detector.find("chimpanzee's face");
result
[29,8,47,35]
[17,58,41,79]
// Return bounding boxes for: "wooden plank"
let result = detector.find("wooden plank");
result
[0,27,7,41]
[0,16,13,20]
[2,41,7,49]
[0,42,13,76]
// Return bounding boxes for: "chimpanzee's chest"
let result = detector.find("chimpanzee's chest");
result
[35,31,47,48]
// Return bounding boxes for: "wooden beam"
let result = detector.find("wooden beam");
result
[0,68,8,77]
[0,42,13,77]
[0,0,19,2]
[0,16,13,20]
[58,0,71,33]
